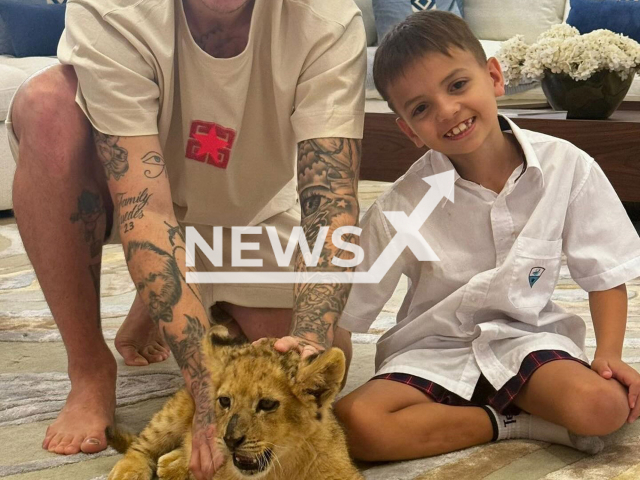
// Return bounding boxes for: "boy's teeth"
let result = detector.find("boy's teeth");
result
[447,117,474,137]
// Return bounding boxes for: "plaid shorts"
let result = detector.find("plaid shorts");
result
[372,350,590,415]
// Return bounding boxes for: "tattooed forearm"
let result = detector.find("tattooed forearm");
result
[163,316,214,426]
[142,151,167,179]
[292,138,361,347]
[93,131,129,180]
[126,240,182,324]
[164,221,203,302]
[116,188,153,233]
[70,189,106,258]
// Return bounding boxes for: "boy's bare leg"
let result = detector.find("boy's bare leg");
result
[513,360,630,436]
[335,379,493,461]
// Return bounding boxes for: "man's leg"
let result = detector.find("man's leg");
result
[11,65,115,455]
[512,359,630,436]
[335,379,494,461]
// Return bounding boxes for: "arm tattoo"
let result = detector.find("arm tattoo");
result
[164,221,203,302]
[142,151,167,179]
[126,240,182,324]
[163,316,214,425]
[70,189,105,258]
[93,131,129,180]
[116,188,153,233]
[292,138,361,347]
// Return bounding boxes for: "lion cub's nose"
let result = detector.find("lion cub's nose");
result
[224,434,246,450]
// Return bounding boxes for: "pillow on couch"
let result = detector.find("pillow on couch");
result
[566,0,640,43]
[372,0,463,43]
[464,0,566,44]
[0,0,66,57]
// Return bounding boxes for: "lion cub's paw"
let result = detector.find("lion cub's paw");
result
[107,457,153,480]
[157,449,191,480]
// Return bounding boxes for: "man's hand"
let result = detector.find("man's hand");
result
[189,409,224,480]
[592,356,640,423]
[272,335,324,359]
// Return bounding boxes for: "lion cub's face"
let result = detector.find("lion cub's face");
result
[202,328,345,478]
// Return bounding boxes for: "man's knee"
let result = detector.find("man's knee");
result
[12,65,79,137]
[12,65,93,176]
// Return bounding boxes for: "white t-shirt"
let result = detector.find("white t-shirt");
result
[58,0,366,227]
[340,116,640,400]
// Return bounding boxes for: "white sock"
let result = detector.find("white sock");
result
[484,406,604,454]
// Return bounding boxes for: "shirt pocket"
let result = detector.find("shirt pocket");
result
[508,237,563,309]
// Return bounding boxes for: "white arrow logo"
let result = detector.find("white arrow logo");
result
[187,171,455,284]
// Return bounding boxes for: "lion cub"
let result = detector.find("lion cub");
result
[107,326,363,480]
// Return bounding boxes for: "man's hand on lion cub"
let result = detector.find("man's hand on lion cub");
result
[107,326,362,480]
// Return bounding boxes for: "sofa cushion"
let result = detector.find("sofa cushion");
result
[371,0,462,44]
[464,0,566,44]
[0,56,59,122]
[0,65,27,122]
[0,0,66,58]
[354,0,378,46]
[0,0,66,56]
[566,0,640,43]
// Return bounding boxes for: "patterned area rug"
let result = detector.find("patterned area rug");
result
[0,181,639,479]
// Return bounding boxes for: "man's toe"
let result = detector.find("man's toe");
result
[53,434,74,454]
[142,345,168,364]
[47,433,64,452]
[42,432,54,449]
[64,435,84,455]
[80,434,107,454]
[119,345,150,366]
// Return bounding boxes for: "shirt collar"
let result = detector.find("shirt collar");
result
[429,114,544,187]
[499,114,544,185]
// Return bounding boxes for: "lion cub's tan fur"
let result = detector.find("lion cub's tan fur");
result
[107,327,362,480]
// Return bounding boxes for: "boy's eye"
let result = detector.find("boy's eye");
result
[451,80,467,91]
[412,104,428,117]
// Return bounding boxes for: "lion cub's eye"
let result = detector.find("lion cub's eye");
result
[257,399,280,412]
[218,396,231,408]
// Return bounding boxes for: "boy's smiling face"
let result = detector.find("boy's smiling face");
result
[387,48,506,161]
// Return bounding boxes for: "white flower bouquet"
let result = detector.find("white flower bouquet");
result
[496,24,640,86]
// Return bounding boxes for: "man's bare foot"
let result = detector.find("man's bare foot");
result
[43,359,117,455]
[115,293,170,366]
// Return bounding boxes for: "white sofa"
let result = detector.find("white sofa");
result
[0,56,58,211]
[1,0,640,210]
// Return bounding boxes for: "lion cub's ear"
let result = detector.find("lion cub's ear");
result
[201,326,247,372]
[292,348,346,409]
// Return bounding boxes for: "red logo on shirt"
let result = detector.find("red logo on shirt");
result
[186,120,236,169]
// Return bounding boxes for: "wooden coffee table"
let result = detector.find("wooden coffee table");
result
[361,103,640,204]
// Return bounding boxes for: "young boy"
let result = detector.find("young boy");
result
[335,11,640,461]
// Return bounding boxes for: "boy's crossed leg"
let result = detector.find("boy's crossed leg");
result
[335,379,494,461]
[512,359,630,436]
[336,356,629,462]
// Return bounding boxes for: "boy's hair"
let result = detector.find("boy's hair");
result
[373,10,487,111]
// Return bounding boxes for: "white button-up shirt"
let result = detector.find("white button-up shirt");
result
[340,116,640,399]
